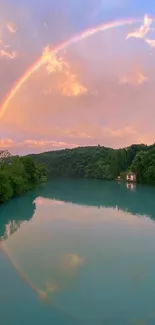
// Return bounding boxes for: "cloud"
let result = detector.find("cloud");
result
[0,138,15,148]
[126,14,152,40]
[60,72,87,97]
[64,129,93,138]
[42,46,87,97]
[0,138,80,154]
[24,139,79,148]
[0,49,17,59]
[119,69,148,86]
[145,38,155,47]
[43,46,69,74]
[7,22,17,33]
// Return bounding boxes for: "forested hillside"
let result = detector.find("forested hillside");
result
[29,143,155,184]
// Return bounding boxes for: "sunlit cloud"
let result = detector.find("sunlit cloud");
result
[7,22,17,33]
[0,138,79,153]
[119,69,148,86]
[64,129,93,139]
[24,139,79,148]
[43,46,70,74]
[0,138,15,147]
[60,72,87,97]
[42,45,87,97]
[145,38,155,47]
[0,49,17,59]
[126,14,152,40]
[104,126,137,138]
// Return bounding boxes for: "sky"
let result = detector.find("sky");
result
[0,0,155,154]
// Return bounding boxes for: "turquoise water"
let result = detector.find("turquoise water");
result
[1,179,155,324]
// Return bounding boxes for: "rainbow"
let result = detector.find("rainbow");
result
[0,16,143,119]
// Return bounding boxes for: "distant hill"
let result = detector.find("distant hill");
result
[28,143,155,185]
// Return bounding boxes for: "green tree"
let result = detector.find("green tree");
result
[0,170,13,202]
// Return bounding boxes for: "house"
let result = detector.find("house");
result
[126,172,136,183]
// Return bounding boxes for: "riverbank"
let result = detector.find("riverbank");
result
[0,155,47,204]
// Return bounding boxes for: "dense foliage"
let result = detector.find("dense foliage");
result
[29,143,155,184]
[0,152,47,203]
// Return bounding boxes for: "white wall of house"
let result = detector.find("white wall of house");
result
[126,174,136,182]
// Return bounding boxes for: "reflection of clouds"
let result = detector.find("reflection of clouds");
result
[37,254,84,301]
[33,197,152,227]
[61,254,85,270]
[34,197,65,205]
[132,319,146,325]
[37,282,58,301]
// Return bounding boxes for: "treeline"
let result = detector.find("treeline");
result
[0,151,47,203]
[29,143,155,185]
[1,142,155,204]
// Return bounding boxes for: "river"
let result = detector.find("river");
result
[1,179,155,325]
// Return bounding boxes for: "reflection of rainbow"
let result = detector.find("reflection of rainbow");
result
[1,242,41,296]
[0,17,143,119]
[1,241,86,324]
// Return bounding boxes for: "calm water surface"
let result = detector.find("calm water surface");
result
[1,179,155,325]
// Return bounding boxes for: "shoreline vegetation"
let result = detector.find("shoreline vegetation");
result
[1,143,155,204]
[0,151,47,204]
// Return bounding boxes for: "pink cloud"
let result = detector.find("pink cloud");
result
[119,69,148,86]
[0,138,80,154]
[126,15,152,40]
[0,49,17,59]
[7,22,17,33]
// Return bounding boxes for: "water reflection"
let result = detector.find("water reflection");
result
[126,182,136,191]
[0,192,36,240]
[36,179,155,221]
[1,180,155,324]
[1,179,155,240]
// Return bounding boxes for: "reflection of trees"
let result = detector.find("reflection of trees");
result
[0,192,36,240]
[1,179,155,240]
[38,179,155,221]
